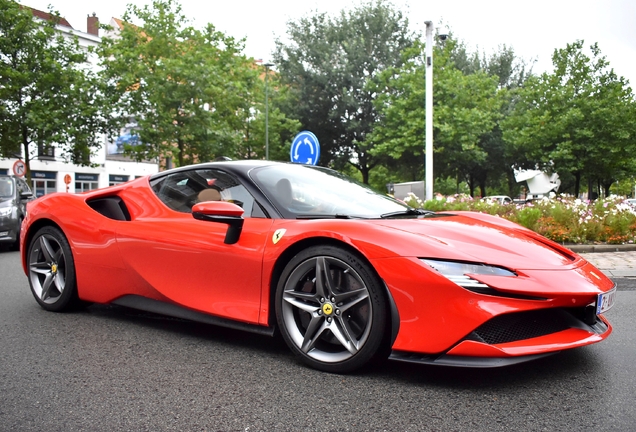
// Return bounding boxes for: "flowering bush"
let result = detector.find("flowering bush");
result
[403,193,636,245]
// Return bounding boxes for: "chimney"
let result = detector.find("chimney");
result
[87,13,99,36]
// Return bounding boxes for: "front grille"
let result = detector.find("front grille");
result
[468,309,576,345]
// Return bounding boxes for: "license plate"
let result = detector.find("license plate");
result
[596,288,616,314]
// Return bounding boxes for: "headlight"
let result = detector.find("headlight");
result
[421,259,515,292]
[0,207,12,217]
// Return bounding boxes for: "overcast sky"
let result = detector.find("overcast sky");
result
[20,0,636,88]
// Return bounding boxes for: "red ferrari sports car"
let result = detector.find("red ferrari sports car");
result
[21,161,616,373]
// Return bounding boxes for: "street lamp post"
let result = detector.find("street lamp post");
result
[424,21,434,201]
[263,63,274,160]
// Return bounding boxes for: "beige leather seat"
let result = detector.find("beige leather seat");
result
[197,188,221,202]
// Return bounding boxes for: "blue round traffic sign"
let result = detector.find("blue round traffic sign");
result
[290,131,320,165]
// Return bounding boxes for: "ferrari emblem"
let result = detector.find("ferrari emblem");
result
[322,303,334,316]
[51,264,58,274]
[272,229,286,244]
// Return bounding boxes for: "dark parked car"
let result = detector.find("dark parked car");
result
[0,175,33,250]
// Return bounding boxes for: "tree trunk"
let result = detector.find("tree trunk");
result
[506,171,516,198]
[574,171,581,198]
[467,174,475,197]
[479,181,487,199]
[456,171,461,194]
[361,165,370,185]
[178,137,184,167]
[587,176,597,200]
[22,125,31,184]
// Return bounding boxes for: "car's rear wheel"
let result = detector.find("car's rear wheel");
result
[27,226,79,312]
[275,245,387,373]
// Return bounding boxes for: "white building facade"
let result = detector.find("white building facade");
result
[0,11,158,197]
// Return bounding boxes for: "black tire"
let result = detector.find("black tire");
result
[275,245,388,373]
[27,226,79,312]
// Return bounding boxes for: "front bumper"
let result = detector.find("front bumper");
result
[389,310,611,367]
[0,216,19,243]
[389,351,557,368]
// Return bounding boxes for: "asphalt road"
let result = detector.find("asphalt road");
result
[1,249,635,431]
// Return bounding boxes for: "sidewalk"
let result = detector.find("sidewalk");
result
[578,250,636,278]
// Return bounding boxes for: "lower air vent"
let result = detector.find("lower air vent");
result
[468,309,576,345]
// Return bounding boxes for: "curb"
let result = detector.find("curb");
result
[566,244,636,253]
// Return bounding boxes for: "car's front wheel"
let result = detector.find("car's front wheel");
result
[275,245,388,373]
[27,226,79,312]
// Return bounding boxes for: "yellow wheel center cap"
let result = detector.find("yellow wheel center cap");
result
[51,264,57,274]
[322,303,334,316]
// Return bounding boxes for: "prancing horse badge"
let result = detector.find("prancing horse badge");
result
[272,229,286,244]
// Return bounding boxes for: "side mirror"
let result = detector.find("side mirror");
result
[20,191,33,199]
[192,201,244,245]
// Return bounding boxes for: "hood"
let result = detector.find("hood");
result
[0,197,13,206]
[375,214,580,271]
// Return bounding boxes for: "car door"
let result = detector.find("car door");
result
[116,168,273,324]
[15,177,32,218]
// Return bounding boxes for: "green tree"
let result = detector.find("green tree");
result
[503,41,636,197]
[0,0,110,181]
[449,40,534,197]
[237,67,301,161]
[369,39,502,196]
[273,0,416,183]
[98,0,259,167]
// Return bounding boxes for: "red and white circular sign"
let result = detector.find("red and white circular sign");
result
[12,160,26,177]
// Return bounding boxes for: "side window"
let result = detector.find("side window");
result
[150,169,263,218]
[16,178,31,195]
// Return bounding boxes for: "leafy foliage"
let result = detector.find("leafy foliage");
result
[237,68,301,162]
[503,41,636,197]
[0,0,109,180]
[273,0,416,183]
[405,193,636,244]
[368,39,503,195]
[97,0,262,167]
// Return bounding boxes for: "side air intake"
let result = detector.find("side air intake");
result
[86,196,131,221]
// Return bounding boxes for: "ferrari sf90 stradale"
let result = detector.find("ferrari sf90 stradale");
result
[22,161,615,373]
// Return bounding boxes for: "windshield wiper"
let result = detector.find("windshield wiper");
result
[380,208,434,218]
[295,214,367,220]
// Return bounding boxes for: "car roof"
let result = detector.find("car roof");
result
[149,160,284,182]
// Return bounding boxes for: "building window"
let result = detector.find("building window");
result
[31,171,57,197]
[109,174,130,186]
[38,144,55,160]
[75,173,99,192]
[75,180,98,192]
[33,179,56,197]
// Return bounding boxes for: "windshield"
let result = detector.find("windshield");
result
[251,164,411,218]
[0,178,14,198]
